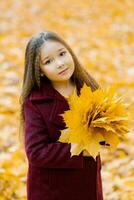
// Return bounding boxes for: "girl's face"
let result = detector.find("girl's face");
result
[40,40,75,84]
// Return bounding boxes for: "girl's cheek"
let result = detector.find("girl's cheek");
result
[64,57,71,65]
[48,67,57,75]
[41,67,51,76]
[66,56,73,64]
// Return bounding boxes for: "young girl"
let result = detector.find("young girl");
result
[19,31,103,200]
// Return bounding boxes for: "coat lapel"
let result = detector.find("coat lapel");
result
[29,76,83,129]
[29,76,62,101]
[29,76,82,101]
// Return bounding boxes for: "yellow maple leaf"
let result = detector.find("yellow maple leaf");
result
[58,83,131,159]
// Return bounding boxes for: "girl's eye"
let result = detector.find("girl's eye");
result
[45,59,51,65]
[44,52,66,65]
[59,51,66,56]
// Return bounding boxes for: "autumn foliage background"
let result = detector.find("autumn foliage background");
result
[0,0,134,199]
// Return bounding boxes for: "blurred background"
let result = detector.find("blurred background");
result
[0,0,134,199]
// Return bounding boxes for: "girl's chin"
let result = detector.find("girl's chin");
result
[60,74,72,80]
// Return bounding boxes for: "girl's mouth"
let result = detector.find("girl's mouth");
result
[58,68,68,75]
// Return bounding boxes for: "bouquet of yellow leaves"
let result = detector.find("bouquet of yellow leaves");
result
[58,83,130,159]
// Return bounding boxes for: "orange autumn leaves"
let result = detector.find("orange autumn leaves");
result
[58,84,130,159]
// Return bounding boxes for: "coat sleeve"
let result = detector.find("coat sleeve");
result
[24,97,84,169]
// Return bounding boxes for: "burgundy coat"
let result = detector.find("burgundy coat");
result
[24,76,103,200]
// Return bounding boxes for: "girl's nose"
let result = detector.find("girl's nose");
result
[56,59,64,68]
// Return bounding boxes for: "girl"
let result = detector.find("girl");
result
[19,31,103,200]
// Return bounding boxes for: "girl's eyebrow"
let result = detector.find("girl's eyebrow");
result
[42,48,65,62]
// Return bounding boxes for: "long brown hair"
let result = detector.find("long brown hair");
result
[19,30,101,147]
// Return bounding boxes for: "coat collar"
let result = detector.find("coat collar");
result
[29,76,82,101]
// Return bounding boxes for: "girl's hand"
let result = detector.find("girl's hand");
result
[71,144,91,157]
[83,150,91,157]
[71,143,79,152]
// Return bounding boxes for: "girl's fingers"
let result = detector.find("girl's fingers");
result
[83,150,91,157]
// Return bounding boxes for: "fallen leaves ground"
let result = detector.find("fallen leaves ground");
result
[0,0,134,199]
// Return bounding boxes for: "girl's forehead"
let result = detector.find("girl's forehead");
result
[41,40,65,51]
[40,40,67,56]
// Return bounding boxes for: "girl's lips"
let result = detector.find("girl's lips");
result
[58,68,68,74]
